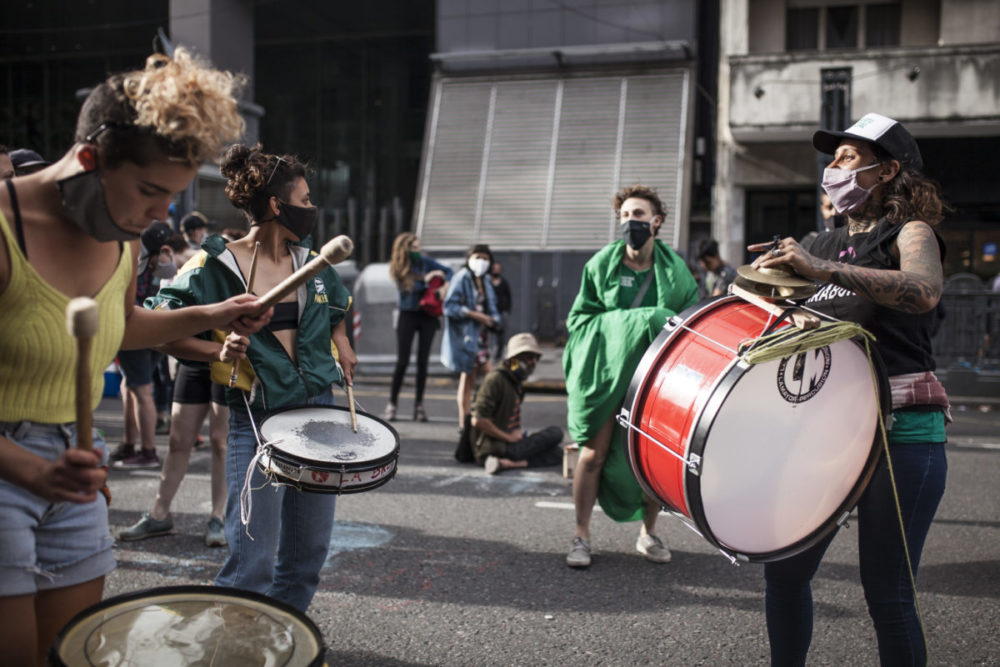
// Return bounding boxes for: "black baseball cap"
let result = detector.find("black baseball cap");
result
[813,113,923,171]
[180,211,211,232]
[141,221,173,254]
[9,148,50,173]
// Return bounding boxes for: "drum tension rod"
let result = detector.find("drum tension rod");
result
[616,412,702,475]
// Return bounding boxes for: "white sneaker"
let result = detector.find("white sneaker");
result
[484,456,501,475]
[636,533,672,563]
[566,537,592,568]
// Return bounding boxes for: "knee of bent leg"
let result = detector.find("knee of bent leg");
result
[577,445,606,473]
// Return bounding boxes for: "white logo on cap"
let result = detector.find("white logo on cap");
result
[847,113,896,141]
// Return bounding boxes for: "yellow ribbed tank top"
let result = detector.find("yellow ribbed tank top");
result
[0,210,131,423]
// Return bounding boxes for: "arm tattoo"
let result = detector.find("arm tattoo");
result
[826,222,942,314]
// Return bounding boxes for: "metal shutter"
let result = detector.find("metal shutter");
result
[416,69,691,251]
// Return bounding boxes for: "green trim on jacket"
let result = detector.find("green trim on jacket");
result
[146,234,351,412]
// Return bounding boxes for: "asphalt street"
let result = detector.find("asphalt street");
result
[94,375,999,666]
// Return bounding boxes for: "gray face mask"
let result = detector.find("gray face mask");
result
[57,168,139,242]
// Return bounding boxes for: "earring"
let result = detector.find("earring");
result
[78,146,98,171]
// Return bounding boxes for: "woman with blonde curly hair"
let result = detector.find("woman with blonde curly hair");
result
[0,49,267,665]
[385,231,452,421]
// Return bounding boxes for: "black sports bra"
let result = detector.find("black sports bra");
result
[267,300,299,331]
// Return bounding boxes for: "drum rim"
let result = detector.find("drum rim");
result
[259,403,401,468]
[259,449,398,494]
[50,584,326,666]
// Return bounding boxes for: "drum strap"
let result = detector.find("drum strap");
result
[630,269,655,308]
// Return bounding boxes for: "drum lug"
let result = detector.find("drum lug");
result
[837,511,852,528]
[665,315,683,330]
[686,453,702,475]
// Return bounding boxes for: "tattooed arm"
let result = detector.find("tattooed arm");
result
[748,221,942,314]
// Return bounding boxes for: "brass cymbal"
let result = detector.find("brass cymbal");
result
[736,263,815,288]
[732,275,816,300]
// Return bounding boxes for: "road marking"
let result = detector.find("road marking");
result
[948,438,1000,450]
[535,501,602,513]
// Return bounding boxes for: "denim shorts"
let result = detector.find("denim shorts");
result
[0,421,115,596]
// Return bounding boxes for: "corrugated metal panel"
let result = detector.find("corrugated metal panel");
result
[547,77,624,249]
[478,80,557,248]
[416,69,690,252]
[619,72,689,247]
[418,82,492,248]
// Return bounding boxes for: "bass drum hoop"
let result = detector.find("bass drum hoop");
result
[49,585,326,667]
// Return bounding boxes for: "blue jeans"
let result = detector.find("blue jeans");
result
[215,390,337,612]
[764,441,947,666]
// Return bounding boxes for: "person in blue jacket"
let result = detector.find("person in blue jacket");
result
[441,244,500,430]
[384,232,453,422]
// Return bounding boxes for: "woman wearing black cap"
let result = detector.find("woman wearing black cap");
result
[749,113,949,666]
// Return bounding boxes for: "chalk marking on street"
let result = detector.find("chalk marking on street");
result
[535,501,602,513]
[948,438,1000,450]
[128,470,211,480]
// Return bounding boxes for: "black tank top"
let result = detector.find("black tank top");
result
[804,218,945,377]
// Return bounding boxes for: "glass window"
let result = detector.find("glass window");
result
[786,8,819,51]
[826,6,859,49]
[865,4,901,47]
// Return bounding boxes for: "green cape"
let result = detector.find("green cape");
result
[563,239,699,521]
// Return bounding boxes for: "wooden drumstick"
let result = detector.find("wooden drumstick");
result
[254,235,353,314]
[66,298,99,451]
[346,384,358,433]
[731,282,820,330]
[229,242,260,387]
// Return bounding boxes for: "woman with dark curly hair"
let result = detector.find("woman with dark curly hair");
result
[385,232,452,422]
[749,113,949,666]
[148,143,355,613]
[0,49,262,665]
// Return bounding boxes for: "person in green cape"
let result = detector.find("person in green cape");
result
[564,184,699,568]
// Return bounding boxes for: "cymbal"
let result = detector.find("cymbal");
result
[736,263,815,288]
[732,275,816,300]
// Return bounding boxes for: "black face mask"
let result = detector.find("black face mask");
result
[57,168,139,242]
[622,219,653,250]
[277,201,318,241]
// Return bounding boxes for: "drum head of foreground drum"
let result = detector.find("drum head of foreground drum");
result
[260,405,397,464]
[51,586,324,667]
[695,337,879,558]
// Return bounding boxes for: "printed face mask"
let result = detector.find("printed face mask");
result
[277,201,318,240]
[821,163,881,214]
[468,257,490,277]
[622,219,653,250]
[57,169,139,242]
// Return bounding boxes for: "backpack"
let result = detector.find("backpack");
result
[454,413,475,463]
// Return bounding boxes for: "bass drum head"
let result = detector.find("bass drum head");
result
[260,405,398,465]
[694,337,880,559]
[50,586,325,667]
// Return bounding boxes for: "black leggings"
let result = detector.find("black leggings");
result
[390,309,439,404]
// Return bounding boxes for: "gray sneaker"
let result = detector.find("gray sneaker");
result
[119,513,174,541]
[566,536,592,568]
[636,533,672,563]
[484,455,501,475]
[204,517,227,548]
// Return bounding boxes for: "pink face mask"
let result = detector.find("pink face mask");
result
[821,163,881,214]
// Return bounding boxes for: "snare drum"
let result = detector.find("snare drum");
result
[257,405,399,493]
[49,586,325,667]
[620,296,886,562]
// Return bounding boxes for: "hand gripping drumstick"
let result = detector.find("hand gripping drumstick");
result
[66,298,99,451]
[346,385,358,433]
[254,235,354,314]
[229,242,261,387]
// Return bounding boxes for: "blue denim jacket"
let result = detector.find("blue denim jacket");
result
[441,267,500,373]
[397,256,454,311]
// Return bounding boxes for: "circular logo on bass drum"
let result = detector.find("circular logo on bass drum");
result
[776,346,832,403]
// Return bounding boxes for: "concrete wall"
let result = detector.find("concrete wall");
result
[940,0,1000,46]
[437,0,698,52]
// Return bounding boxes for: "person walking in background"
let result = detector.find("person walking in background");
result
[490,261,512,362]
[472,332,563,475]
[111,222,179,469]
[696,238,738,298]
[180,210,211,252]
[751,112,949,666]
[442,244,501,431]
[563,184,699,568]
[385,232,452,422]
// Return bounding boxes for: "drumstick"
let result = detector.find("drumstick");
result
[254,235,353,314]
[229,242,260,387]
[66,298,99,451]
[731,282,820,330]
[346,384,358,433]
